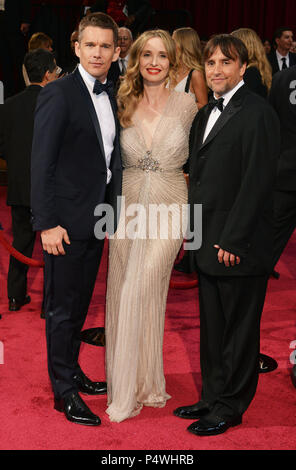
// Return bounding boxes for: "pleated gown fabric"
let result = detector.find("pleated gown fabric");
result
[105,91,197,422]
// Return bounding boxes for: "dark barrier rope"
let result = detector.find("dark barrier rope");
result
[169,278,198,289]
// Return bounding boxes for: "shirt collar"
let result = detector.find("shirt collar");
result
[78,63,107,88]
[276,49,289,60]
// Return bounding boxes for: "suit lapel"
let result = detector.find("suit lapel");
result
[198,86,245,152]
[73,68,106,160]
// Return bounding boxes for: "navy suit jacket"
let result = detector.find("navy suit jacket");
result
[31,68,122,240]
[268,49,296,75]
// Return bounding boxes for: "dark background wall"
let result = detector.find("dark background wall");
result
[28,0,296,68]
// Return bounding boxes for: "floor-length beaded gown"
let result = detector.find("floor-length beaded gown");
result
[105,90,197,423]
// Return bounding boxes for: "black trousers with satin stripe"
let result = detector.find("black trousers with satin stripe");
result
[198,272,268,419]
[7,205,36,300]
[272,190,296,268]
[44,237,105,399]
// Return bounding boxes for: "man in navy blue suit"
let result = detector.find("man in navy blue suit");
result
[31,13,122,426]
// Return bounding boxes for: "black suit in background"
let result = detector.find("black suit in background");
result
[243,66,268,98]
[269,66,296,267]
[107,59,121,91]
[267,49,296,75]
[0,0,32,98]
[0,85,41,302]
[188,85,280,419]
[31,68,122,400]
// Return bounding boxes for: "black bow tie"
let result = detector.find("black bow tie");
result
[208,96,224,112]
[93,79,114,97]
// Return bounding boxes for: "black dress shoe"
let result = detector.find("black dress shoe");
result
[259,353,278,373]
[271,270,280,279]
[73,371,107,395]
[54,392,101,426]
[174,401,210,420]
[8,295,31,311]
[187,414,242,436]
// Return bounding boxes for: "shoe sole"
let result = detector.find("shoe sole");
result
[187,417,242,436]
[79,390,107,396]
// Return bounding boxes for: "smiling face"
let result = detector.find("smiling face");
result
[205,46,246,98]
[75,26,120,81]
[139,37,170,85]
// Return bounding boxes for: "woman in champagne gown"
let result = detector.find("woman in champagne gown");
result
[105,29,197,423]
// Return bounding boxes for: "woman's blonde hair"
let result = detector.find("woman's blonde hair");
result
[28,32,53,51]
[173,27,204,74]
[231,28,272,91]
[117,29,177,128]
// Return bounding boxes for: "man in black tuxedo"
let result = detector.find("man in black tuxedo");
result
[268,28,296,75]
[0,0,31,98]
[31,13,122,426]
[174,35,280,436]
[0,49,58,313]
[269,66,296,271]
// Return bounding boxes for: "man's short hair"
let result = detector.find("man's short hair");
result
[273,27,293,40]
[24,49,56,83]
[28,32,53,51]
[78,12,118,46]
[203,34,249,66]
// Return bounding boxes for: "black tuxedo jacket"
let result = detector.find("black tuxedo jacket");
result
[269,65,296,191]
[0,85,41,206]
[2,0,31,32]
[267,49,296,75]
[31,68,122,240]
[188,85,281,276]
[108,60,122,92]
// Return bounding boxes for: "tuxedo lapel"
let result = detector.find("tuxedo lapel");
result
[73,69,106,160]
[198,86,245,152]
[191,105,211,152]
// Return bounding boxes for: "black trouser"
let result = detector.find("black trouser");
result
[43,237,105,399]
[7,205,36,300]
[272,190,296,268]
[198,272,268,419]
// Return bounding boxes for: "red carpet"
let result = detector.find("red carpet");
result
[0,184,296,451]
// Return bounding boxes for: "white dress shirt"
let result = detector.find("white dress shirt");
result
[203,80,245,143]
[276,49,290,70]
[78,63,115,184]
